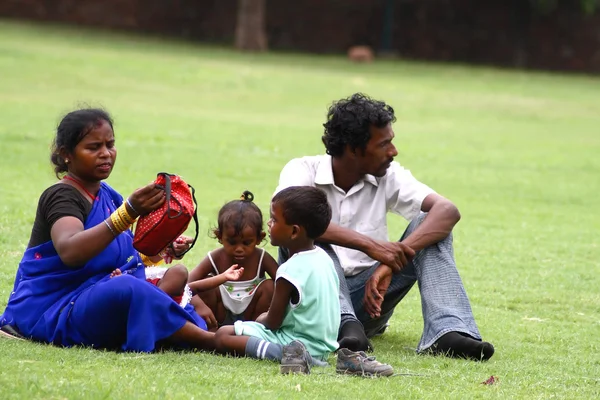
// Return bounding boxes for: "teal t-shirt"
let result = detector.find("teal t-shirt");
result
[234,247,340,359]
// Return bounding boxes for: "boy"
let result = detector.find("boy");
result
[215,186,339,373]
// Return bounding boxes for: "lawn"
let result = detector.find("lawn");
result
[0,20,599,399]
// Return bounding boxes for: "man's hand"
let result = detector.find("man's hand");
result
[364,265,393,318]
[366,241,416,273]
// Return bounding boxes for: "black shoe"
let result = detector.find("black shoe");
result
[428,332,495,361]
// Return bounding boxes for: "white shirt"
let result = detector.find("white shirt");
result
[274,155,435,276]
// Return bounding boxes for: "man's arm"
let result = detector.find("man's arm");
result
[401,193,460,252]
[316,193,459,272]
[317,223,415,273]
[317,223,378,253]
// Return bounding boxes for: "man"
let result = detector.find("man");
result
[274,93,494,361]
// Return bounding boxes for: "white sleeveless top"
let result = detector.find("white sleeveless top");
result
[207,248,267,315]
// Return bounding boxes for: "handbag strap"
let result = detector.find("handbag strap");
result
[173,184,199,258]
[158,173,184,219]
[169,183,199,258]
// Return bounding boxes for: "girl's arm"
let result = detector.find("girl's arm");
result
[256,278,294,330]
[187,257,243,294]
[188,273,230,294]
[188,256,215,282]
[262,251,279,280]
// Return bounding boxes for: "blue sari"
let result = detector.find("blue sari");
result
[0,182,206,351]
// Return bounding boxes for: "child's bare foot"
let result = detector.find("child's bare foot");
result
[110,268,122,278]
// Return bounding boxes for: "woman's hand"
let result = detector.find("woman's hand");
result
[222,264,244,281]
[128,183,165,216]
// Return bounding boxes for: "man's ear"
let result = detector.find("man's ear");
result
[345,144,357,157]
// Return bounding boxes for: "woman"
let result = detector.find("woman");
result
[0,108,215,352]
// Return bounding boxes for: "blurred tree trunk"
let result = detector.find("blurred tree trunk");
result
[235,0,268,51]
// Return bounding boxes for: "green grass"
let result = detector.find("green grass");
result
[1,19,599,399]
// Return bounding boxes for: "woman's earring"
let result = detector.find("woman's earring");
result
[65,159,69,164]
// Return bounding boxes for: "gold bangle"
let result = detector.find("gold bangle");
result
[117,204,134,225]
[110,210,129,233]
[110,212,123,232]
[140,253,164,267]
[119,203,136,223]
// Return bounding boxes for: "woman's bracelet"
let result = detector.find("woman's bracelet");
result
[104,219,117,237]
[110,208,130,234]
[117,204,135,225]
[126,198,138,215]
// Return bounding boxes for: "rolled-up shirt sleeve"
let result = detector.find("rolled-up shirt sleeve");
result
[385,162,436,221]
[273,158,316,198]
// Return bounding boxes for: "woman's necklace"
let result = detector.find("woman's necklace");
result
[63,175,97,202]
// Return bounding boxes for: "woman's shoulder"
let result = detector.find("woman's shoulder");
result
[38,182,92,214]
[38,182,83,204]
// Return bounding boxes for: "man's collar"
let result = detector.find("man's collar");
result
[362,174,379,187]
[315,155,379,187]
[315,155,335,185]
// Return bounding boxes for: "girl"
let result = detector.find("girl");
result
[188,191,278,329]
[0,108,215,352]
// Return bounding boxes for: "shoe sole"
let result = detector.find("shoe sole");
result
[336,368,393,377]
[280,364,310,374]
[0,330,24,341]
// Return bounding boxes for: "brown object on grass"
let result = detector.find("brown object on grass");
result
[481,375,498,385]
[348,46,374,63]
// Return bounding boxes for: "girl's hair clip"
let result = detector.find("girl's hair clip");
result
[240,190,254,202]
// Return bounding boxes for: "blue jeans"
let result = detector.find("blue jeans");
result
[279,213,482,352]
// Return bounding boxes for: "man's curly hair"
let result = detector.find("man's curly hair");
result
[321,93,396,157]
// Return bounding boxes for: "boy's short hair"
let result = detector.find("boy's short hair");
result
[272,186,332,239]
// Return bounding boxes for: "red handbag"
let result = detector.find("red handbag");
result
[133,172,198,257]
